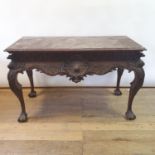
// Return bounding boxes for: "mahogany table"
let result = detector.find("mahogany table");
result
[5,36,146,122]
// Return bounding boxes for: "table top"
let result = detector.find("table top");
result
[5,36,146,53]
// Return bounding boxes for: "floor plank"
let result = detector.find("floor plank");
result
[83,141,155,155]
[0,141,82,155]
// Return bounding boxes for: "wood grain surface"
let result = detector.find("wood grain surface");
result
[0,88,154,155]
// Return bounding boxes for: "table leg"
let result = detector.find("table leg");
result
[125,67,145,120]
[26,69,37,97]
[114,68,124,96]
[8,69,28,122]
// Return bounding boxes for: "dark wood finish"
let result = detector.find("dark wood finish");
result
[5,36,146,122]
[114,68,124,96]
[26,70,36,97]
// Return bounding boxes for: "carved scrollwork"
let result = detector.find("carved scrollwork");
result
[63,61,89,83]
[7,51,145,85]
[8,58,145,84]
[87,62,116,75]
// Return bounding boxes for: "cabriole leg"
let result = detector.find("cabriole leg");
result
[8,69,28,122]
[125,67,145,120]
[26,69,36,97]
[114,68,124,96]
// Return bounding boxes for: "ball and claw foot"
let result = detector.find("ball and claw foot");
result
[18,112,28,123]
[114,89,122,96]
[125,110,136,120]
[28,91,37,98]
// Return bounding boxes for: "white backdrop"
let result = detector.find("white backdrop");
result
[0,0,155,87]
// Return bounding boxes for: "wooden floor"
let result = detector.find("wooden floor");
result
[0,88,155,155]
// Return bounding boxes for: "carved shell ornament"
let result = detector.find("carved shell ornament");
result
[63,61,89,83]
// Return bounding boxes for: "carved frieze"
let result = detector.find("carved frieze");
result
[8,53,144,83]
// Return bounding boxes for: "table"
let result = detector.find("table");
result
[5,36,146,122]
